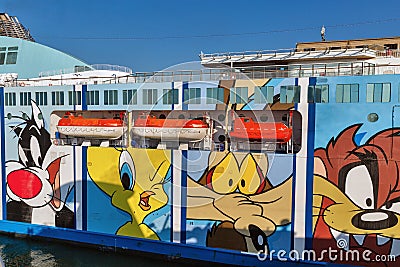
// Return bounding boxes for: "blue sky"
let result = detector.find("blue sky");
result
[2,0,400,72]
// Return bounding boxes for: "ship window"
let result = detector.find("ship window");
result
[6,47,18,64]
[104,90,118,105]
[206,87,225,104]
[123,89,137,105]
[19,92,31,106]
[163,89,179,104]
[86,90,99,105]
[366,83,391,102]
[5,92,16,106]
[255,86,274,104]
[230,87,248,104]
[280,85,300,103]
[68,91,82,105]
[35,92,48,106]
[184,88,201,104]
[0,47,5,65]
[143,89,158,105]
[52,91,65,105]
[384,44,398,50]
[308,85,329,103]
[336,84,359,103]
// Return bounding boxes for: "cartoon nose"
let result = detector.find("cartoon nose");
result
[7,169,42,199]
[352,210,398,230]
[249,224,269,252]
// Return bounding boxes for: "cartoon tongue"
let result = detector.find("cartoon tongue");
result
[139,191,155,211]
[46,158,62,208]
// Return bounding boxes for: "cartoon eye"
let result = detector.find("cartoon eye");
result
[30,136,42,167]
[238,156,265,195]
[18,144,29,166]
[345,165,375,209]
[119,151,135,191]
[382,199,400,215]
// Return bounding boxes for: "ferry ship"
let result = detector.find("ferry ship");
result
[1,12,400,266]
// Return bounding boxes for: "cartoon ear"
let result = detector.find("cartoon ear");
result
[314,157,327,178]
[10,126,22,137]
[30,99,44,129]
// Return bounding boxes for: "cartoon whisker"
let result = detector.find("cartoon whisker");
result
[312,205,330,212]
[46,194,68,208]
[313,193,344,205]
[9,122,27,132]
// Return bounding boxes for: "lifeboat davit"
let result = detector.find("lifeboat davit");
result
[131,114,209,141]
[230,117,292,143]
[57,112,126,139]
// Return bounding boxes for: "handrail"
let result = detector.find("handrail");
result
[11,63,400,87]
[200,48,297,59]
[38,64,133,78]
[200,45,400,60]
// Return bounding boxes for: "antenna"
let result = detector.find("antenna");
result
[321,25,326,41]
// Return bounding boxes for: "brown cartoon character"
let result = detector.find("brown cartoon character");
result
[313,124,400,266]
[187,151,291,253]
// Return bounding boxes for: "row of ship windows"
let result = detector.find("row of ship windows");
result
[3,83,394,106]
[257,83,392,103]
[0,46,18,65]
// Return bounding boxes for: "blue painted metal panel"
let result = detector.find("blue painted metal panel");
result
[290,78,299,250]
[180,150,187,244]
[0,87,6,219]
[305,78,316,250]
[82,84,87,111]
[182,82,188,111]
[0,220,353,267]
[82,147,88,231]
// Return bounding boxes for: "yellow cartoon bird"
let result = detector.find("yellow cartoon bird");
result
[87,147,171,240]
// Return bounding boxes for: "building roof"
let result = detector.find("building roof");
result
[0,13,34,42]
[296,36,400,51]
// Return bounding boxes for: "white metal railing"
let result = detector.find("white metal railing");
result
[376,49,400,58]
[38,64,133,77]
[200,48,297,59]
[90,64,133,73]
[10,63,400,87]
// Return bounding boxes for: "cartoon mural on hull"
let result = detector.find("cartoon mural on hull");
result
[87,148,293,252]
[187,152,279,253]
[313,124,400,266]
[87,148,171,240]
[5,100,74,228]
[32,112,400,266]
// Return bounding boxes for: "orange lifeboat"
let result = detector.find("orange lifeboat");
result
[132,114,209,141]
[230,117,292,143]
[57,112,126,139]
